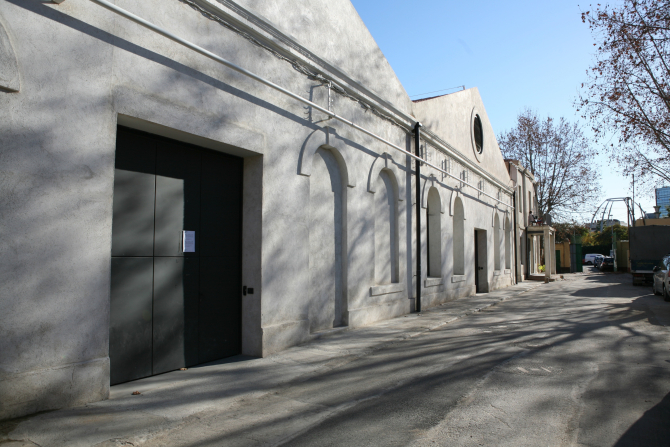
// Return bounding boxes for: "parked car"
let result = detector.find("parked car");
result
[583,253,600,265]
[599,257,614,272]
[652,255,670,302]
[594,255,605,268]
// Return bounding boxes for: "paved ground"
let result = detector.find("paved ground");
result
[2,271,669,447]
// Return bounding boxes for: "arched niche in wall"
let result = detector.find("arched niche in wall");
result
[370,166,400,285]
[305,143,349,332]
[421,176,445,214]
[427,187,442,278]
[0,16,20,93]
[299,127,358,188]
[505,215,512,270]
[448,190,466,220]
[491,206,501,228]
[494,212,501,271]
[367,153,405,201]
[452,196,465,276]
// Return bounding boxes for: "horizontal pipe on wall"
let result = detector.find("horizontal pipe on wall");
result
[85,0,514,209]
[192,0,513,196]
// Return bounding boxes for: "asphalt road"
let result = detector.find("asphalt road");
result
[138,272,670,447]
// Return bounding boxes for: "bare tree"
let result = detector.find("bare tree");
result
[578,0,670,192]
[498,109,601,220]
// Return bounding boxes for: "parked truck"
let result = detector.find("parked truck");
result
[630,226,670,285]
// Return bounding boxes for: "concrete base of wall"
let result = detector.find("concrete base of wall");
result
[348,297,408,328]
[422,286,446,308]
[0,358,109,421]
[422,283,476,309]
[489,275,513,291]
[261,320,311,356]
[449,284,477,300]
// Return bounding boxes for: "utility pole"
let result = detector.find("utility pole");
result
[632,174,636,226]
[612,224,618,272]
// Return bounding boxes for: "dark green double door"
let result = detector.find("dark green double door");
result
[110,127,242,385]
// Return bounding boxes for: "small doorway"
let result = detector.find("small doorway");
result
[109,127,243,385]
[474,229,488,293]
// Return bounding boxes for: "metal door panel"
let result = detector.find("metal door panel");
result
[112,131,156,257]
[474,230,479,293]
[110,257,153,385]
[154,143,201,257]
[198,257,241,363]
[183,257,200,367]
[153,257,199,374]
[475,230,488,293]
[155,175,185,257]
[199,151,242,257]
[115,129,157,174]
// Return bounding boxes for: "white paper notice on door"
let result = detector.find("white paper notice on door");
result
[183,231,195,253]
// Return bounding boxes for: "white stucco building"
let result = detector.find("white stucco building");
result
[0,0,537,420]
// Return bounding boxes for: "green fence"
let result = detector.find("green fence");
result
[575,244,582,272]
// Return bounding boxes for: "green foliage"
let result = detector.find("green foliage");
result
[553,222,589,243]
[585,224,629,246]
[581,231,597,246]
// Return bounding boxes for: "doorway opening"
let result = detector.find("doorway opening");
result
[109,127,243,385]
[474,229,488,293]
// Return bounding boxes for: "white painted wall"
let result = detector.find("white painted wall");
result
[0,0,522,419]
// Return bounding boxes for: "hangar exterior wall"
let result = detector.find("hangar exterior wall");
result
[0,0,518,420]
[412,91,516,307]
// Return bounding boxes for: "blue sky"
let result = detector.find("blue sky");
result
[349,0,651,223]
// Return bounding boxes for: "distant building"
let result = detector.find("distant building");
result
[656,186,670,217]
[636,216,670,226]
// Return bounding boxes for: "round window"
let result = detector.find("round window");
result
[470,108,484,162]
[473,115,483,154]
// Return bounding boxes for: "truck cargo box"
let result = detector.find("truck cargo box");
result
[629,226,670,284]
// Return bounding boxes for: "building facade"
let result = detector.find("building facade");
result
[505,160,538,280]
[0,0,534,420]
[656,186,670,217]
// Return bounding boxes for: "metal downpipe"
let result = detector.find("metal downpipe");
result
[414,122,422,313]
[512,191,519,284]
